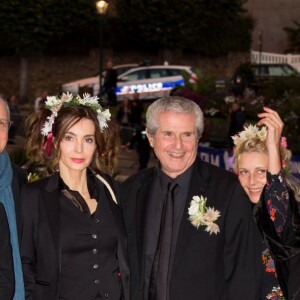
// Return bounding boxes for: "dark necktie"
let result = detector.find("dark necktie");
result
[149,182,177,300]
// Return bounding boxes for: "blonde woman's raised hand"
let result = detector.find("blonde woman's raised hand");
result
[257,107,284,174]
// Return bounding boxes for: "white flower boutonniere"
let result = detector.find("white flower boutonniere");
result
[188,195,221,235]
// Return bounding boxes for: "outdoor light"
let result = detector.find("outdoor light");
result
[95,0,109,100]
[96,0,109,15]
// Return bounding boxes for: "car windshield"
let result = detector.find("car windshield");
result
[282,65,298,75]
[115,66,136,76]
[120,69,148,81]
[254,64,298,76]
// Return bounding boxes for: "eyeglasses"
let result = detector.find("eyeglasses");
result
[0,119,13,131]
[238,168,267,179]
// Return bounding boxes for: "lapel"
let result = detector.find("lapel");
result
[43,173,61,264]
[100,176,131,299]
[99,174,125,238]
[172,158,211,274]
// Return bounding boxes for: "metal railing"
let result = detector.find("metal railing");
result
[251,50,300,72]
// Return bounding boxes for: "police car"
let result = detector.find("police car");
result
[62,64,196,101]
[61,63,138,95]
[115,65,196,101]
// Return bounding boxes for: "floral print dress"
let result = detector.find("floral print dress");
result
[261,171,289,300]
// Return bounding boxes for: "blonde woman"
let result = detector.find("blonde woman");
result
[232,107,300,300]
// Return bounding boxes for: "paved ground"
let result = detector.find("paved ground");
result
[114,147,157,182]
[7,134,157,182]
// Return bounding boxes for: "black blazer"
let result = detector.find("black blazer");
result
[120,157,261,300]
[0,203,15,300]
[20,172,130,300]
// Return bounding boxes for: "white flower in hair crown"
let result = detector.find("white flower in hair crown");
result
[231,124,267,146]
[41,92,111,136]
[188,195,221,235]
[231,124,288,168]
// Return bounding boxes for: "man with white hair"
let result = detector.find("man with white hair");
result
[121,96,261,300]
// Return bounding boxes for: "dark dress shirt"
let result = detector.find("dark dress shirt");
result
[59,176,121,300]
[143,164,193,299]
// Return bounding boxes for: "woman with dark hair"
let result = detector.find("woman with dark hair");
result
[20,93,130,300]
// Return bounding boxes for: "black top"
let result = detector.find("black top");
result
[143,164,193,299]
[59,175,121,300]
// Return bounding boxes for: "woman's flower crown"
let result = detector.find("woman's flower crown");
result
[232,124,288,169]
[41,92,111,136]
[232,124,267,146]
[232,124,287,149]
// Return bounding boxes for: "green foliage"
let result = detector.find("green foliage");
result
[174,68,217,96]
[171,68,229,116]
[261,77,300,99]
[233,62,256,87]
[0,0,98,56]
[240,78,300,152]
[113,0,254,56]
[193,69,217,96]
[0,0,254,57]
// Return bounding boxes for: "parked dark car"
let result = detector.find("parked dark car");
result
[230,63,300,96]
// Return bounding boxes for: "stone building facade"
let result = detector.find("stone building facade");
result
[245,0,300,53]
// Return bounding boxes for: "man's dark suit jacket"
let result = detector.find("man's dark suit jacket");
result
[20,172,130,300]
[121,157,262,300]
[0,203,15,300]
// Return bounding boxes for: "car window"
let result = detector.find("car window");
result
[123,69,148,81]
[115,66,135,76]
[254,66,269,76]
[268,66,288,76]
[282,65,298,75]
[168,68,184,76]
[149,68,169,79]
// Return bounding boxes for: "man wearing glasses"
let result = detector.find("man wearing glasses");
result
[0,97,26,299]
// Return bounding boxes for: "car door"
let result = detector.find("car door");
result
[116,68,151,100]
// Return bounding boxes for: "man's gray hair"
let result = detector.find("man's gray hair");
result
[0,95,10,119]
[146,96,204,138]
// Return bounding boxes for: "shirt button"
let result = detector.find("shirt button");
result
[92,234,97,239]
[93,264,99,269]
[104,293,109,298]
[94,279,100,284]
[94,218,100,223]
[93,249,98,254]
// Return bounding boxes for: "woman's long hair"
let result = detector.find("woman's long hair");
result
[26,105,120,175]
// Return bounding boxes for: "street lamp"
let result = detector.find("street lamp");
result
[258,30,263,77]
[95,0,109,100]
